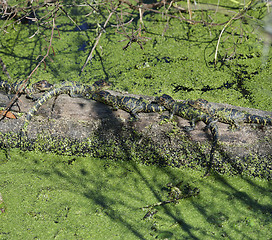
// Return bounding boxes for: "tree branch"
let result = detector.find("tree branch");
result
[0,13,57,120]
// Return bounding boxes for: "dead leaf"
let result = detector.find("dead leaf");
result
[0,110,17,119]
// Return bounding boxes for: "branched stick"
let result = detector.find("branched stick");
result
[142,199,178,209]
[0,15,56,121]
[81,3,120,73]
[214,0,254,66]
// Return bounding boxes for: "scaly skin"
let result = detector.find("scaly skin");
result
[20,80,110,138]
[0,79,53,100]
[187,98,272,129]
[155,94,219,174]
[90,90,166,120]
[154,94,219,145]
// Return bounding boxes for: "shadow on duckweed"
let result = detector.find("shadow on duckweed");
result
[0,146,271,239]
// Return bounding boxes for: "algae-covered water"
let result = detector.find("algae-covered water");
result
[0,149,271,239]
[0,1,272,239]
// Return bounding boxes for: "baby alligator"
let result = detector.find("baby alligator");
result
[154,94,219,145]
[20,80,109,138]
[90,90,166,120]
[187,98,272,129]
[155,94,219,173]
[0,79,53,100]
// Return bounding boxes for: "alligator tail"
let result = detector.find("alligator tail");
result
[0,80,16,95]
[244,114,272,126]
[0,80,10,92]
[20,81,109,139]
[20,87,66,139]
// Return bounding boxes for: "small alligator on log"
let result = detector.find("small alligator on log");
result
[186,98,272,129]
[90,90,166,120]
[154,94,219,172]
[0,79,53,100]
[154,94,219,144]
[20,80,110,138]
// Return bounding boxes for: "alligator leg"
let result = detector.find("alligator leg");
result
[184,119,197,131]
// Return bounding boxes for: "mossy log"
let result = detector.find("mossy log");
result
[0,91,271,178]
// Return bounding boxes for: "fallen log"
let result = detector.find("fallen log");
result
[0,91,271,179]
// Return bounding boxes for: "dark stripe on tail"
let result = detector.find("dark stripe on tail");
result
[145,104,166,113]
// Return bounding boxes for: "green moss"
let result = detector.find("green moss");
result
[1,127,271,180]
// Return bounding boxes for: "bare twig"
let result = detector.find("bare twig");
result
[214,0,254,66]
[81,3,120,73]
[118,26,151,50]
[111,17,134,27]
[187,0,192,21]
[59,6,82,31]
